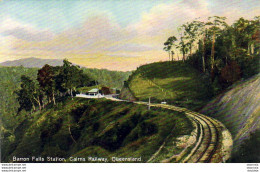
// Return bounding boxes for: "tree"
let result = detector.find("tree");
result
[252,16,260,55]
[53,66,67,97]
[206,16,227,80]
[16,76,33,112]
[233,17,260,55]
[202,28,207,72]
[60,59,88,97]
[182,21,200,56]
[78,70,91,87]
[163,45,171,61]
[163,36,177,61]
[177,26,189,61]
[182,20,207,71]
[17,75,42,112]
[37,64,56,105]
[220,61,241,87]
[177,38,188,61]
[161,15,259,91]
[62,60,76,97]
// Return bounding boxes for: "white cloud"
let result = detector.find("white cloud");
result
[128,0,210,36]
[0,17,55,41]
[105,43,160,52]
[1,1,259,70]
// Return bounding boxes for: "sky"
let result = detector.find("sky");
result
[0,0,259,71]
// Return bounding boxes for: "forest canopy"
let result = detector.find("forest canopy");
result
[164,16,259,90]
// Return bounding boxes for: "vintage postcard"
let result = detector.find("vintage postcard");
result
[0,0,259,171]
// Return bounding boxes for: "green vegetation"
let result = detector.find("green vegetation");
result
[200,74,260,163]
[15,59,91,112]
[2,98,193,162]
[0,62,130,127]
[0,66,38,130]
[0,62,131,161]
[13,59,130,113]
[121,15,259,114]
[125,61,212,110]
[165,16,259,92]
[0,62,192,163]
[1,15,259,163]
[82,68,131,89]
[230,129,260,163]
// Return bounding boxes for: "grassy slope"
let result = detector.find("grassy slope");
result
[2,98,193,163]
[200,74,260,150]
[127,61,212,110]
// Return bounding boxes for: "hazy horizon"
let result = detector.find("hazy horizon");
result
[1,0,259,71]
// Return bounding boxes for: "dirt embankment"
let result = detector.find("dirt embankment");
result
[200,74,260,151]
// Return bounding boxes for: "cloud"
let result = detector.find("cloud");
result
[0,17,55,41]
[61,11,126,40]
[222,6,260,24]
[105,43,160,52]
[128,0,210,36]
[1,1,260,70]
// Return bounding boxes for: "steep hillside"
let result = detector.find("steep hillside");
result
[200,74,260,161]
[2,98,193,163]
[124,61,213,110]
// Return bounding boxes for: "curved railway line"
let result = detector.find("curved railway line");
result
[148,104,232,163]
[105,98,233,163]
[183,111,219,163]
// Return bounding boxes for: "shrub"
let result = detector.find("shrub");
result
[220,61,241,87]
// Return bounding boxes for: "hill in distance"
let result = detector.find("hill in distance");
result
[0,57,64,68]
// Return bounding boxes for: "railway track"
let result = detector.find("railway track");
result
[152,104,231,163]
[103,97,233,163]
[128,71,232,162]
[184,111,219,163]
[135,102,232,163]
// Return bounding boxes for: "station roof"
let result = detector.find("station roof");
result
[88,88,99,93]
